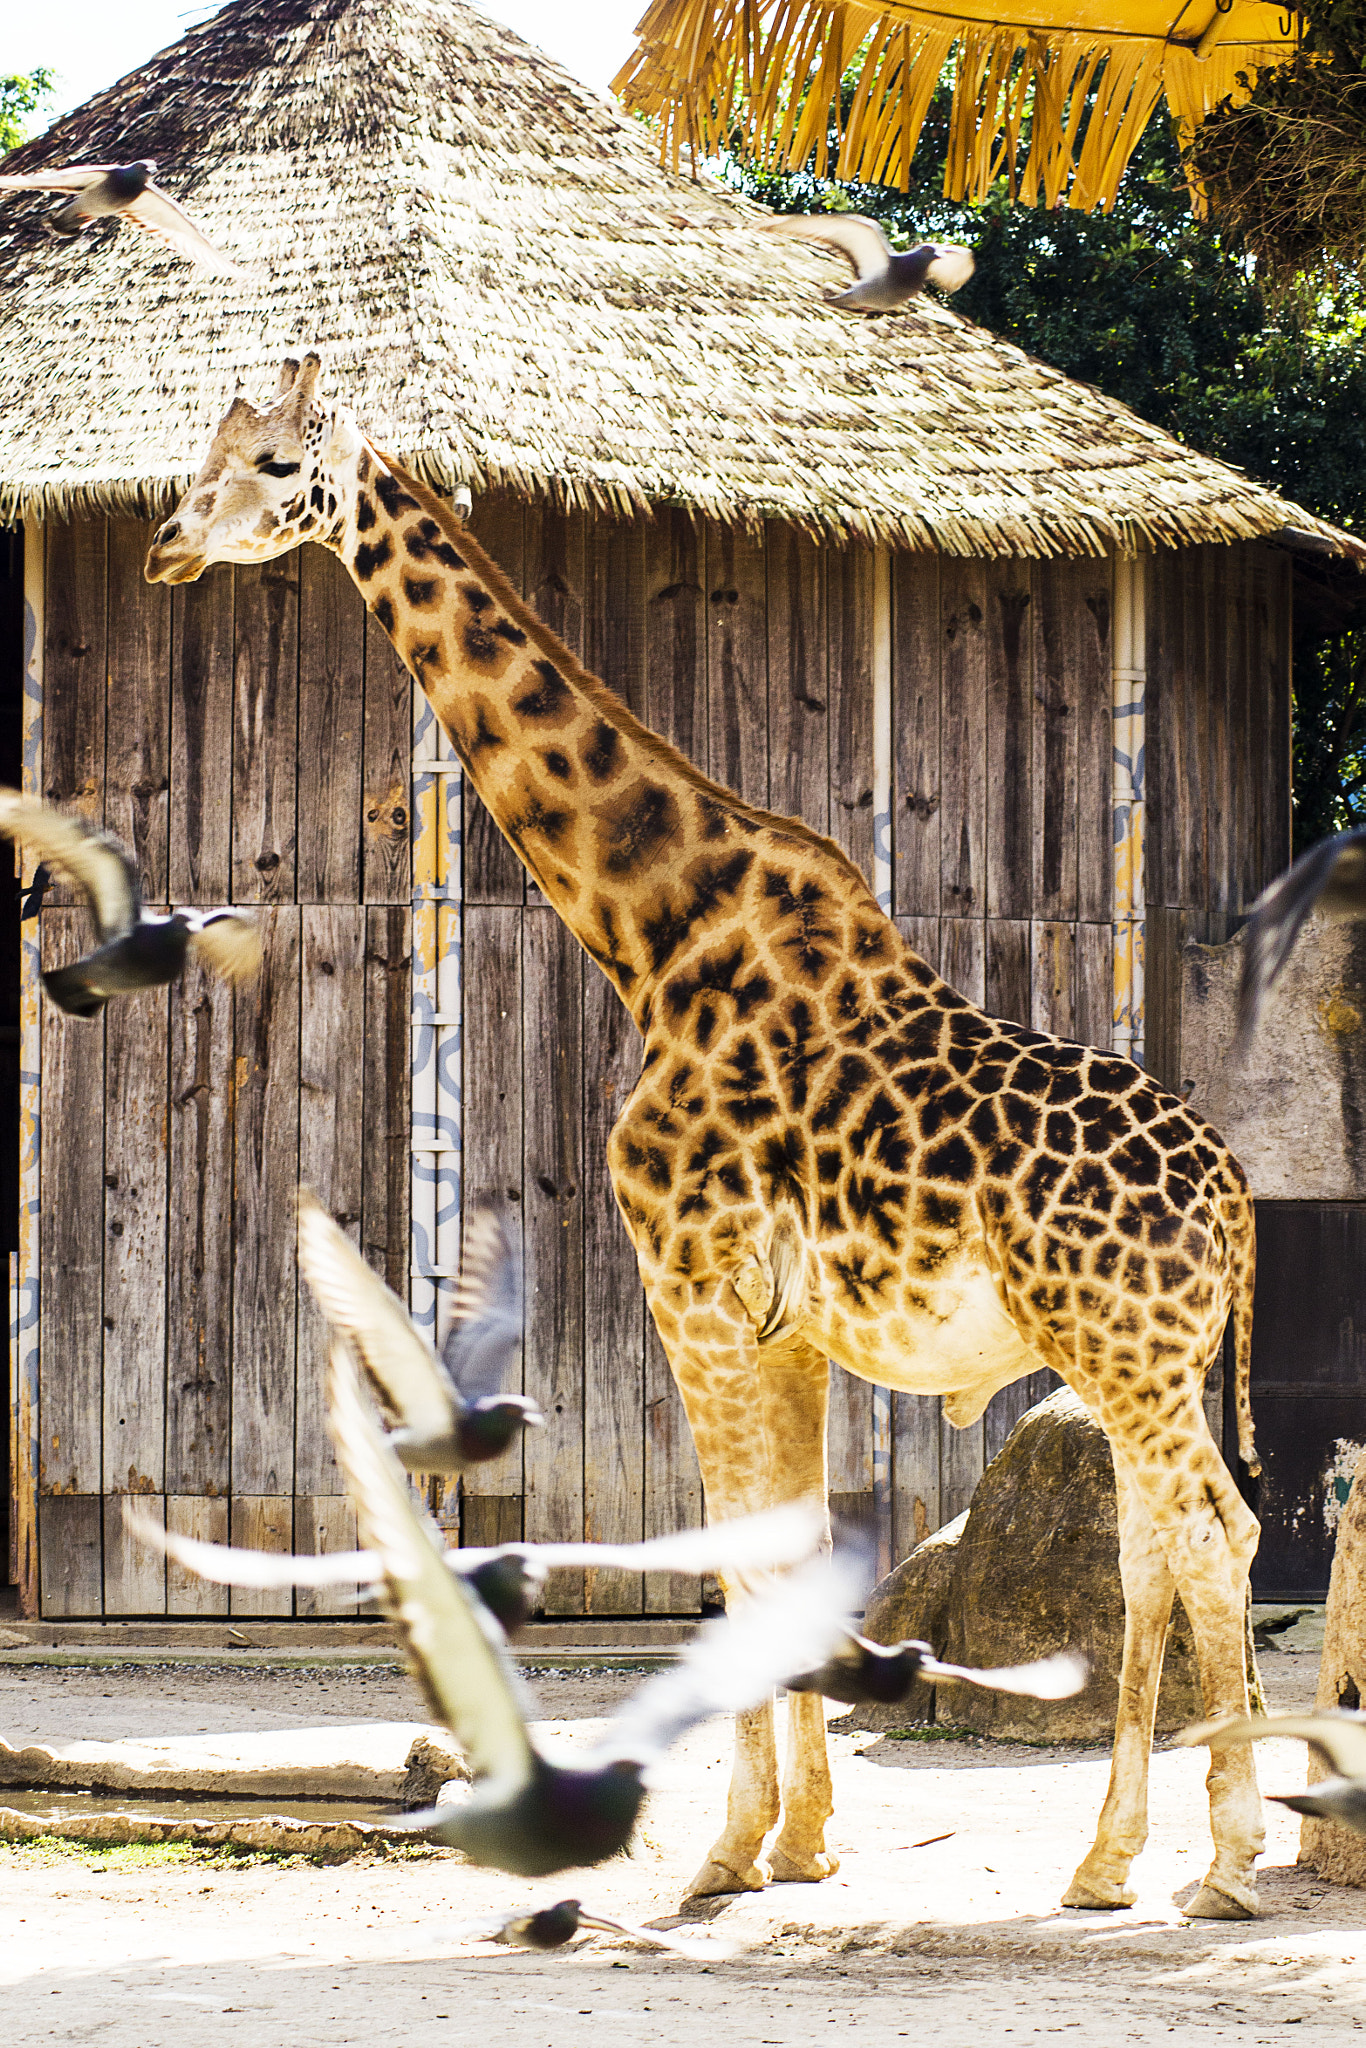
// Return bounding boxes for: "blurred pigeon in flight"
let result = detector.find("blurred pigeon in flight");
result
[785,1630,1086,1707]
[1237,827,1366,1046]
[298,1190,541,1473]
[328,1338,859,1876]
[0,160,247,275]
[0,792,260,1018]
[766,213,974,311]
[447,1897,737,1959]
[1181,1710,1366,1834]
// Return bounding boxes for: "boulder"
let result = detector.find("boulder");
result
[1300,1445,1366,1887]
[861,1388,1205,1741]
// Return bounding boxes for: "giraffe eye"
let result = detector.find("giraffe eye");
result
[256,454,301,477]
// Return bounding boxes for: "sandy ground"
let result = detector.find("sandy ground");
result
[1,1644,1362,2046]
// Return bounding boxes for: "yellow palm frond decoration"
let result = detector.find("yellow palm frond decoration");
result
[613,0,1301,210]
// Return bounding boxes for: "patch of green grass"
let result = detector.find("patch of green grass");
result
[878,1724,980,1744]
[0,1836,447,1872]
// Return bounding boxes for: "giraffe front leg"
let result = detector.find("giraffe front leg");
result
[1064,1458,1175,1909]
[769,1688,839,1882]
[687,1701,782,1898]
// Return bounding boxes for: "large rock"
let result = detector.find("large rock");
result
[1300,1445,1366,1887]
[861,1388,1204,1741]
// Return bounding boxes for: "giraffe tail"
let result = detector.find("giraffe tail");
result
[1224,1177,1260,1479]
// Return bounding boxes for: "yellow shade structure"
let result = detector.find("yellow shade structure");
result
[612,0,1300,208]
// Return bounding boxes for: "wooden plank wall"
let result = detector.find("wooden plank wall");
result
[36,521,410,1616]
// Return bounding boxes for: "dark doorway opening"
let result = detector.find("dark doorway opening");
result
[0,529,22,1602]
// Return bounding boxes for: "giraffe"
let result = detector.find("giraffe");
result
[146,353,1265,1919]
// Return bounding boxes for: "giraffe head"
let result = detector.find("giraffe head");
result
[145,353,363,584]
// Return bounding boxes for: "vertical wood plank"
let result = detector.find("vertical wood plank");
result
[1226,547,1252,911]
[42,520,106,839]
[228,1497,292,1618]
[891,552,942,919]
[1031,559,1080,921]
[1143,548,1175,912]
[1266,551,1292,883]
[296,907,366,1495]
[1180,549,1209,911]
[892,1393,940,1560]
[463,497,527,906]
[939,1412,985,1525]
[939,559,987,919]
[894,914,941,974]
[169,564,234,904]
[295,1496,363,1617]
[297,545,363,903]
[527,505,586,658]
[166,1496,229,1615]
[586,518,647,718]
[985,918,1031,1025]
[1244,545,1269,899]
[1075,560,1114,927]
[644,1318,702,1612]
[765,524,829,831]
[104,1494,164,1615]
[828,544,875,885]
[1076,923,1113,1050]
[707,522,769,807]
[362,906,411,1299]
[39,1495,102,1617]
[39,909,103,1498]
[166,962,234,1495]
[646,510,707,767]
[461,906,525,1525]
[985,562,1033,919]
[1030,920,1076,1039]
[232,559,298,905]
[1204,547,1231,916]
[231,908,300,1498]
[522,909,586,1609]
[467,493,526,592]
[106,519,170,899]
[103,985,169,1499]
[582,962,644,1613]
[941,917,985,1005]
[362,609,411,905]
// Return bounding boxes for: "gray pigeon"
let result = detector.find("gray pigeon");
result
[327,1337,861,1877]
[766,213,974,311]
[0,792,260,1017]
[0,159,246,275]
[786,1630,1086,1707]
[1237,828,1366,1046]
[298,1190,542,1472]
[1180,1710,1366,1834]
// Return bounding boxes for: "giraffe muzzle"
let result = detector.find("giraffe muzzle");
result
[144,533,208,585]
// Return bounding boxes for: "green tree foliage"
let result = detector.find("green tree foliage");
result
[732,106,1366,851]
[0,70,54,154]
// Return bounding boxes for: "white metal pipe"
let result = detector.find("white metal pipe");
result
[871,546,893,1577]
[1111,553,1147,1067]
[14,525,42,1608]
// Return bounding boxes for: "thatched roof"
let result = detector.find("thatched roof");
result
[0,0,1356,561]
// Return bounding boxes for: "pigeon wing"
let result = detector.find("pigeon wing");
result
[595,1553,864,1766]
[0,167,121,194]
[765,212,893,280]
[1181,1710,1366,1780]
[574,1910,741,1960]
[298,1190,455,1446]
[924,244,976,292]
[122,184,249,276]
[122,1501,379,1589]
[187,910,262,983]
[439,1208,522,1403]
[490,1504,823,1577]
[0,790,139,939]
[328,1340,536,1789]
[1237,830,1366,1043]
[917,1648,1088,1699]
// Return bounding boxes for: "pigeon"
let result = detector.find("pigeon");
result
[0,792,261,1018]
[765,213,974,311]
[446,1898,737,1960]
[1237,828,1366,1045]
[1179,1710,1366,1834]
[326,1337,860,1877]
[785,1631,1087,1707]
[0,160,247,276]
[122,1499,823,1639]
[297,1190,542,1472]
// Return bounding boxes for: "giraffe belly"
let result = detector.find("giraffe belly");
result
[815,1257,1040,1401]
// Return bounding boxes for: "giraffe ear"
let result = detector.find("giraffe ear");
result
[294,353,323,406]
[274,357,301,398]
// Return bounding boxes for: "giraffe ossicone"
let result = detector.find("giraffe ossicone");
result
[146,353,1266,1920]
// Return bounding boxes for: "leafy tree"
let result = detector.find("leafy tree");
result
[730,105,1366,848]
[0,69,54,154]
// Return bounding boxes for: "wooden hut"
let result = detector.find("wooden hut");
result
[0,0,1357,1620]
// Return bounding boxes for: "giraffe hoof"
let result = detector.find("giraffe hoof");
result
[769,1844,840,1883]
[684,1856,769,1900]
[1061,1869,1136,1910]
[1184,1879,1259,1921]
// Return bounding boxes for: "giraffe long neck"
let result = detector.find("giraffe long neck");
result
[329,442,873,1026]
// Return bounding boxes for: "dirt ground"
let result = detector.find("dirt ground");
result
[1,1643,1362,2047]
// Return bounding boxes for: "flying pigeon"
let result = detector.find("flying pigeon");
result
[446,1898,738,1959]
[327,1337,860,1877]
[123,1498,822,1639]
[0,160,247,276]
[765,213,974,311]
[0,792,260,1018]
[785,1630,1087,1707]
[297,1189,541,1472]
[1180,1710,1366,1834]
[1237,827,1366,1045]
